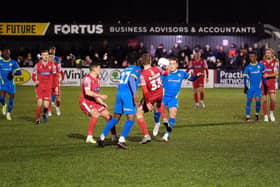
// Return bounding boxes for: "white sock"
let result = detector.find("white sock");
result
[119,136,125,143]
[87,135,92,139]
[100,134,105,141]
[155,122,160,126]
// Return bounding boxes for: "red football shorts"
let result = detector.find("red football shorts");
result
[36,87,51,101]
[192,76,204,89]
[262,79,276,95]
[80,99,106,116]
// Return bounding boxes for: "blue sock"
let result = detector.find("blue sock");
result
[166,118,176,134]
[51,95,56,103]
[0,96,4,105]
[120,120,134,138]
[101,118,119,137]
[154,112,160,124]
[256,100,261,114]
[8,98,14,113]
[246,99,252,116]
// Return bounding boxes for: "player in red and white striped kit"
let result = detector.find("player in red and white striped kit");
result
[186,49,209,109]
[261,48,279,122]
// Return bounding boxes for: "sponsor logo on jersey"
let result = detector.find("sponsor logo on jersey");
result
[14,69,31,85]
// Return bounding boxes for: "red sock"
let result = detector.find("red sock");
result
[56,100,60,107]
[36,106,41,120]
[48,102,51,112]
[137,117,149,135]
[194,93,199,103]
[270,102,275,112]
[200,91,204,100]
[262,103,268,115]
[88,117,98,136]
[159,103,167,119]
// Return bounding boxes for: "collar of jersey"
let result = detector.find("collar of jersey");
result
[2,58,11,62]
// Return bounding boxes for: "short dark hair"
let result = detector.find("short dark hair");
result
[40,50,48,54]
[249,51,257,56]
[169,57,178,63]
[142,53,152,65]
[127,53,137,65]
[89,60,101,71]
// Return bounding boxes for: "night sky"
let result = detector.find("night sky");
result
[1,0,279,25]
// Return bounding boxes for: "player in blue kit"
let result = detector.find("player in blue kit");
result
[161,57,201,141]
[0,49,22,120]
[243,51,267,122]
[97,54,141,149]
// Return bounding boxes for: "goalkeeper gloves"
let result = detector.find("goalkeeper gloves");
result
[244,86,248,94]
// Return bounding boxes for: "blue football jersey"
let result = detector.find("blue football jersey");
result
[118,65,141,94]
[243,63,265,89]
[0,59,20,82]
[162,70,189,97]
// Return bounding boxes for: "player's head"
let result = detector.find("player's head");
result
[141,53,152,66]
[127,53,137,66]
[2,48,11,60]
[265,48,273,60]
[48,50,55,62]
[194,48,201,59]
[49,46,56,55]
[169,57,178,72]
[40,50,49,62]
[249,51,257,63]
[89,61,102,76]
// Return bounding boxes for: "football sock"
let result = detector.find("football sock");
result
[159,104,167,119]
[166,118,176,134]
[154,112,160,124]
[51,95,56,103]
[245,99,252,116]
[0,96,5,105]
[36,106,41,120]
[56,100,60,107]
[262,103,268,115]
[200,91,204,100]
[270,102,275,112]
[101,118,119,139]
[7,98,14,113]
[88,117,98,136]
[256,100,261,114]
[194,92,199,103]
[137,117,149,135]
[120,119,134,138]
[48,101,51,112]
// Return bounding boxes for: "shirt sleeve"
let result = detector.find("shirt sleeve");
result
[13,60,20,70]
[83,77,92,90]
[183,71,189,79]
[140,74,146,86]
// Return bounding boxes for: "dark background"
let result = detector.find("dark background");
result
[0,0,279,25]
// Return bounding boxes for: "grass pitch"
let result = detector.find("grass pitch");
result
[0,86,280,186]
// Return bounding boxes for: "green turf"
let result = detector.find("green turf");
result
[0,86,280,187]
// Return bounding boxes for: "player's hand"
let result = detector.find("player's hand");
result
[244,86,248,94]
[196,72,203,77]
[7,72,14,80]
[102,102,108,108]
[206,77,209,83]
[60,80,64,85]
[133,94,139,105]
[35,80,40,85]
[146,103,153,111]
[263,73,269,78]
[100,95,108,100]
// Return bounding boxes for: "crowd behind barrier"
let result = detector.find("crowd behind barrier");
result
[0,41,278,71]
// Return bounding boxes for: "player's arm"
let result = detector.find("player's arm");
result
[261,64,268,95]
[58,63,65,84]
[186,72,202,81]
[128,76,138,105]
[32,64,39,85]
[243,67,249,94]
[186,60,193,73]
[140,74,150,103]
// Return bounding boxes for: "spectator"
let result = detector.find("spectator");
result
[23,52,34,67]
[236,51,248,71]
[202,44,212,59]
[149,44,156,57]
[171,43,181,57]
[162,48,168,58]
[216,46,226,64]
[64,54,76,67]
[253,43,261,60]
[113,44,125,64]
[225,55,237,70]
[136,41,146,57]
[0,50,2,60]
[228,43,237,58]
[178,51,188,68]
[84,55,92,67]
[17,56,24,67]
[181,45,192,58]
[110,59,120,68]
[206,51,216,69]
[155,44,164,58]
[213,45,220,57]
[101,52,110,68]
